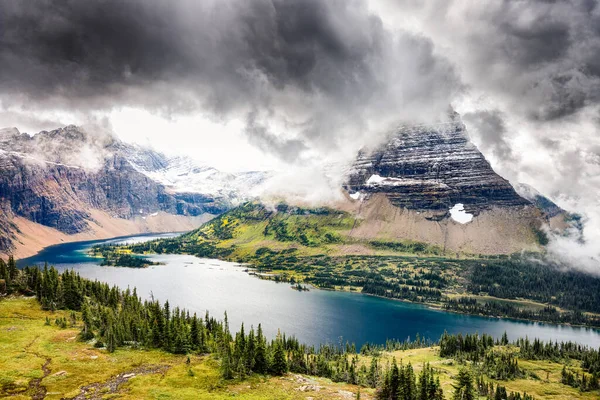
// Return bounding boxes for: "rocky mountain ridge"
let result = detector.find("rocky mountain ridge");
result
[337,114,566,254]
[0,125,266,255]
[0,117,566,257]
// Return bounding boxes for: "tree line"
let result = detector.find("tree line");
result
[1,260,447,398]
[3,259,597,398]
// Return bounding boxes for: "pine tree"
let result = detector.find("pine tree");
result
[271,330,288,376]
[403,362,417,399]
[368,357,379,388]
[7,256,17,282]
[220,339,233,379]
[419,363,429,400]
[453,368,475,400]
[254,324,268,374]
[0,259,7,281]
[245,326,256,372]
[389,358,400,399]
[220,312,234,379]
[106,327,116,353]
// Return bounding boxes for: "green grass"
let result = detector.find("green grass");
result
[1,297,598,399]
[0,297,368,399]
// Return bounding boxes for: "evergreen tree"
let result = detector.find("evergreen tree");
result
[0,259,7,281]
[245,326,256,372]
[453,368,475,400]
[271,330,288,376]
[106,327,116,353]
[7,256,18,282]
[368,357,379,388]
[389,358,400,399]
[254,324,268,374]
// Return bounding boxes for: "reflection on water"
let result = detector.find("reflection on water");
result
[18,234,600,348]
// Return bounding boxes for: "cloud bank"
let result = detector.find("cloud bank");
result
[0,0,460,165]
[1,0,600,272]
[369,0,600,273]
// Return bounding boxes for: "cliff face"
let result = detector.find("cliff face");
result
[344,117,529,216]
[339,116,554,254]
[0,126,233,253]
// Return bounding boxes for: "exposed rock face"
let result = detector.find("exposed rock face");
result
[344,116,530,215]
[0,125,247,252]
[337,115,554,254]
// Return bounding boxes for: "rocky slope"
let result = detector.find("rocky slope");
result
[340,114,557,254]
[0,125,265,256]
[344,115,529,216]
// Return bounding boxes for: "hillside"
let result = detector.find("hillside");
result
[0,126,267,257]
[1,295,598,399]
[0,116,568,258]
[341,114,564,255]
[117,202,600,328]
[2,262,599,399]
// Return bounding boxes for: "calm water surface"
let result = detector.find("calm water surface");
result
[18,233,600,348]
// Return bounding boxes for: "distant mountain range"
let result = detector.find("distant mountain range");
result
[0,125,267,257]
[0,115,569,258]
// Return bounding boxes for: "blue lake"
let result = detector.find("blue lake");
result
[18,233,600,349]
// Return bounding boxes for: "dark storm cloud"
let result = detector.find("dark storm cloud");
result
[462,110,518,166]
[0,0,460,161]
[464,0,600,121]
[385,0,600,123]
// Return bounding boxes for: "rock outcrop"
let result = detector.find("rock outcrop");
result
[344,115,530,216]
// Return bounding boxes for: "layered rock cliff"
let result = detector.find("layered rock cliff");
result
[340,115,553,254]
[344,116,530,216]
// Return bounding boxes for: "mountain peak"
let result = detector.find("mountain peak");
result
[344,118,530,214]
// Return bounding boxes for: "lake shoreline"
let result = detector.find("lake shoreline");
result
[16,233,600,348]
[245,262,600,332]
[21,230,600,333]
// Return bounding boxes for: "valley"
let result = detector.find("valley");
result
[2,120,595,400]
[14,233,600,349]
[107,203,600,329]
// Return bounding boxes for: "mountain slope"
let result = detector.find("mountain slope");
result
[133,116,558,256]
[344,115,529,213]
[338,115,556,254]
[0,125,264,257]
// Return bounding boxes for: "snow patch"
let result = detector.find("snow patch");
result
[366,174,385,184]
[127,155,269,201]
[449,203,473,224]
[365,174,450,188]
[349,191,362,200]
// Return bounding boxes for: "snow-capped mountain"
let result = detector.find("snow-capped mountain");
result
[127,154,270,203]
[0,125,269,255]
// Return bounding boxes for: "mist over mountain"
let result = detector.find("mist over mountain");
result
[0,116,575,259]
[0,125,268,257]
[0,0,598,271]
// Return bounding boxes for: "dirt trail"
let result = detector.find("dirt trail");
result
[28,357,51,400]
[23,335,52,400]
[66,364,170,400]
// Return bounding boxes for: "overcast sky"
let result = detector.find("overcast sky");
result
[1,0,599,269]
